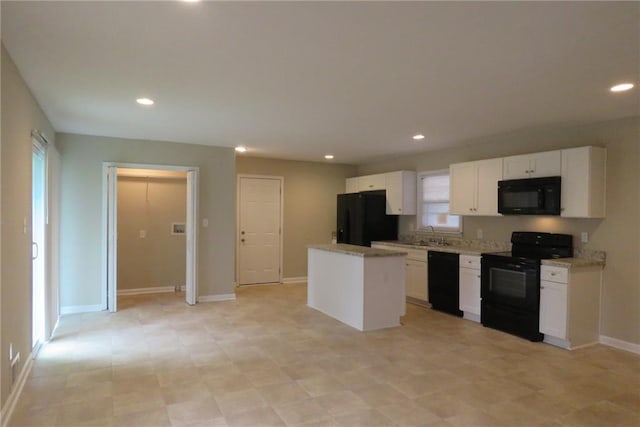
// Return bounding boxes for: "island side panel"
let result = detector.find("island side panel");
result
[362,255,406,331]
[307,248,365,330]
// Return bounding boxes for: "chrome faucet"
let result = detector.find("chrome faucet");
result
[426,225,437,244]
[426,225,446,246]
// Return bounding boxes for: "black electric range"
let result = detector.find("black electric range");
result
[481,232,573,341]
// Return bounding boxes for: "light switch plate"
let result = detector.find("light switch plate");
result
[581,231,589,243]
[476,229,483,239]
[139,230,147,238]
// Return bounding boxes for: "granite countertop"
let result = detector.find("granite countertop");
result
[308,243,408,258]
[372,240,491,256]
[374,240,606,268]
[541,258,605,269]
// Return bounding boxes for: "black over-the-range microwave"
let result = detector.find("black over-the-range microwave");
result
[497,176,561,215]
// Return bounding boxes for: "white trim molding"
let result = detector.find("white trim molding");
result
[117,286,184,296]
[198,293,236,303]
[282,276,307,284]
[1,350,35,427]
[60,304,104,315]
[600,335,640,354]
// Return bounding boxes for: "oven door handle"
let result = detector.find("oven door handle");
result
[492,263,530,271]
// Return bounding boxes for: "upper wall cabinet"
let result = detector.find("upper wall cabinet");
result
[503,150,561,179]
[346,173,386,193]
[560,146,606,218]
[385,171,417,215]
[450,158,503,216]
[344,171,416,215]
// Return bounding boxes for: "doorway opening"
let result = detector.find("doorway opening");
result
[103,163,199,311]
[236,175,283,285]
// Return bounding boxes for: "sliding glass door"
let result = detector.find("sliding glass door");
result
[32,140,46,348]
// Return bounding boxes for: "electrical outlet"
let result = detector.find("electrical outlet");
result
[202,218,209,228]
[581,232,589,243]
[476,229,483,239]
[139,230,147,238]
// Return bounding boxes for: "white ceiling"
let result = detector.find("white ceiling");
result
[2,1,638,164]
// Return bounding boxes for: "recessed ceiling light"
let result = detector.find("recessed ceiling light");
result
[182,0,201,3]
[610,83,634,92]
[412,134,425,140]
[136,97,154,106]
[235,146,247,153]
[324,154,334,160]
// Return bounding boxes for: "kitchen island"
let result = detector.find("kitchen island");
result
[307,243,406,331]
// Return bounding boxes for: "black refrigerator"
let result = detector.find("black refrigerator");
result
[336,190,398,247]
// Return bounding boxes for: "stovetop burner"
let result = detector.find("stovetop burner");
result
[483,231,573,261]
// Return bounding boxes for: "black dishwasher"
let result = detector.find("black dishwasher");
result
[428,251,463,317]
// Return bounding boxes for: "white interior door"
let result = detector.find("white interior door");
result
[106,166,118,312]
[185,170,198,305]
[238,176,282,285]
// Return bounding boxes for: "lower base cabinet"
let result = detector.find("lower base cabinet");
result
[371,243,428,305]
[459,255,481,322]
[406,258,428,302]
[539,264,602,349]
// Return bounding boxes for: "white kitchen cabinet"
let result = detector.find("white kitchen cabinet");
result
[345,177,360,193]
[560,146,606,218]
[371,243,428,305]
[345,174,386,193]
[358,173,386,191]
[450,158,503,216]
[406,258,428,302]
[539,264,602,350]
[539,280,567,339]
[385,170,417,215]
[459,255,481,322]
[344,171,417,215]
[503,150,561,179]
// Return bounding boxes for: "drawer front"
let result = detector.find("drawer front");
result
[541,265,568,283]
[405,248,427,261]
[460,255,481,270]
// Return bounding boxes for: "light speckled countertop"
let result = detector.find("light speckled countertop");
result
[372,240,491,256]
[308,243,407,257]
[541,258,605,269]
[374,240,606,268]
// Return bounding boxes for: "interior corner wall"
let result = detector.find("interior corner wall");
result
[235,157,357,279]
[117,176,187,291]
[357,116,640,345]
[1,44,56,409]
[56,133,236,308]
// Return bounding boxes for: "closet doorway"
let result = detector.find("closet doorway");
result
[102,163,199,311]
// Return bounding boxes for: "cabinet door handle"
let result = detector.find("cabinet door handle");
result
[550,272,556,276]
[541,286,545,289]
[476,275,481,278]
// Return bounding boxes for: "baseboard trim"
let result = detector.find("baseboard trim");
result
[600,335,640,354]
[117,285,184,296]
[198,293,236,303]
[282,276,307,284]
[1,349,35,427]
[60,304,104,315]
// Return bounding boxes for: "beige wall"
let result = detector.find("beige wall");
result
[57,133,236,308]
[236,157,356,278]
[1,45,56,408]
[117,177,187,290]
[358,116,640,345]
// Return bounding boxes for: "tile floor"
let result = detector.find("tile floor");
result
[9,284,640,426]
